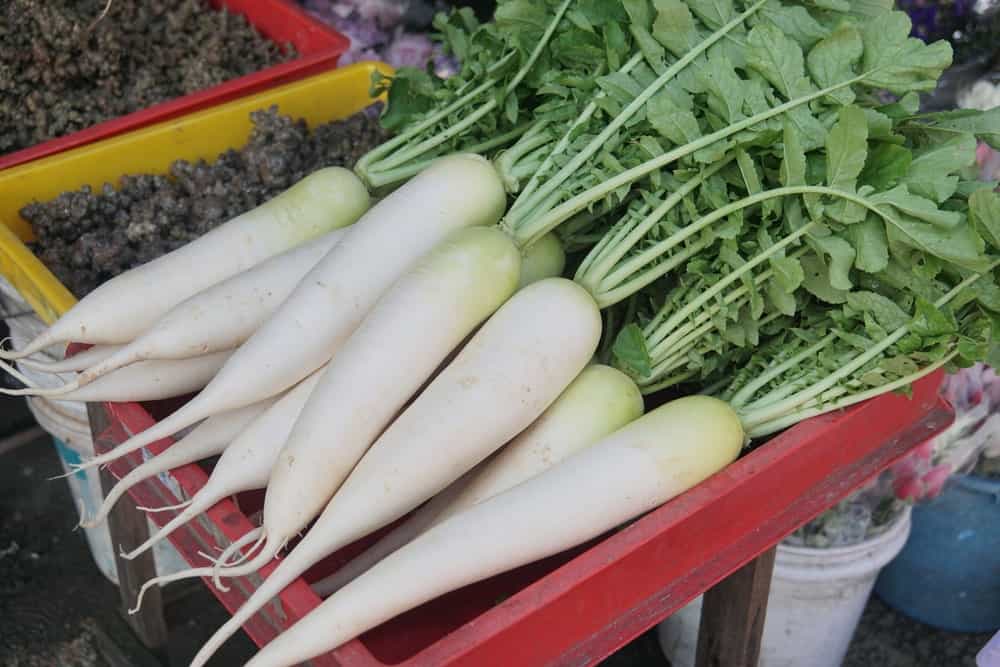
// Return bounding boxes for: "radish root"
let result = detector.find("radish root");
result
[0,359,40,389]
[129,528,266,613]
[137,499,194,514]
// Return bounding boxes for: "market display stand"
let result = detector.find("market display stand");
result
[86,403,170,659]
[86,371,952,666]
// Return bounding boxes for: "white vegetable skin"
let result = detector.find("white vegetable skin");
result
[76,229,348,386]
[3,167,370,358]
[70,154,505,472]
[17,344,124,374]
[314,363,643,597]
[0,350,233,403]
[190,277,601,667]
[121,366,326,562]
[81,399,277,528]
[244,396,744,667]
[205,226,522,585]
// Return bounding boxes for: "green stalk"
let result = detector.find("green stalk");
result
[738,263,999,432]
[511,75,867,246]
[504,0,770,238]
[357,0,573,187]
[644,220,818,358]
[506,53,645,213]
[575,158,734,300]
[356,72,505,177]
[364,124,534,190]
[744,352,957,437]
[729,334,837,407]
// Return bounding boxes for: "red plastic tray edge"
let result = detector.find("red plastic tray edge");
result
[0,0,349,171]
[86,355,951,667]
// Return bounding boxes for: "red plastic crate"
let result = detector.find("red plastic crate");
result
[85,360,953,667]
[0,0,349,171]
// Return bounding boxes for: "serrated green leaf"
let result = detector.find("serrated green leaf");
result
[771,255,805,292]
[780,119,806,187]
[910,297,958,337]
[604,21,628,70]
[860,12,953,94]
[807,0,850,11]
[863,109,895,139]
[504,92,519,124]
[747,24,814,99]
[802,253,849,303]
[653,0,700,57]
[969,188,1000,251]
[885,217,988,272]
[901,133,977,203]
[648,91,702,144]
[870,185,963,228]
[574,0,630,26]
[698,53,746,123]
[736,149,762,194]
[379,69,437,130]
[860,144,911,190]
[613,323,652,377]
[495,0,552,37]
[687,0,735,29]
[768,280,798,315]
[846,291,910,329]
[762,0,830,49]
[630,25,667,73]
[806,24,862,105]
[809,234,856,290]
[826,105,868,191]
[905,107,1000,150]
[849,214,889,272]
[623,0,653,27]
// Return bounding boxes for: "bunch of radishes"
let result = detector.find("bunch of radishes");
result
[2,157,744,666]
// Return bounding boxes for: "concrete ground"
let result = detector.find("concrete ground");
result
[0,398,991,667]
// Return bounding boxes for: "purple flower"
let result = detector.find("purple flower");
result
[384,30,435,68]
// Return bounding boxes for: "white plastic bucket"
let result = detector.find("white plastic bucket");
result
[0,278,189,585]
[26,394,191,586]
[658,508,912,667]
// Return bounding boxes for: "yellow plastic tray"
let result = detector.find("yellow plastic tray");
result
[0,61,392,325]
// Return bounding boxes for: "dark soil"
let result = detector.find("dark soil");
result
[0,0,294,156]
[20,107,390,298]
[0,423,257,667]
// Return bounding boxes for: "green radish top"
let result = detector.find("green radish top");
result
[264,166,371,247]
[633,395,745,483]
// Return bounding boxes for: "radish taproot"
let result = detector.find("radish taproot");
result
[66,154,507,474]
[191,277,601,665]
[119,364,327,565]
[241,396,743,667]
[1,167,370,359]
[17,344,124,374]
[81,398,278,528]
[0,350,233,403]
[198,225,521,587]
[74,228,349,386]
[314,363,643,597]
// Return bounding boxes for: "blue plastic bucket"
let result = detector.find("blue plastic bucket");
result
[875,474,1000,632]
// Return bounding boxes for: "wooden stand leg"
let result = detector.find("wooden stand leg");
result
[86,403,169,655]
[695,546,777,667]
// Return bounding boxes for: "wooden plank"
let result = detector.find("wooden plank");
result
[86,402,169,655]
[695,546,777,667]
